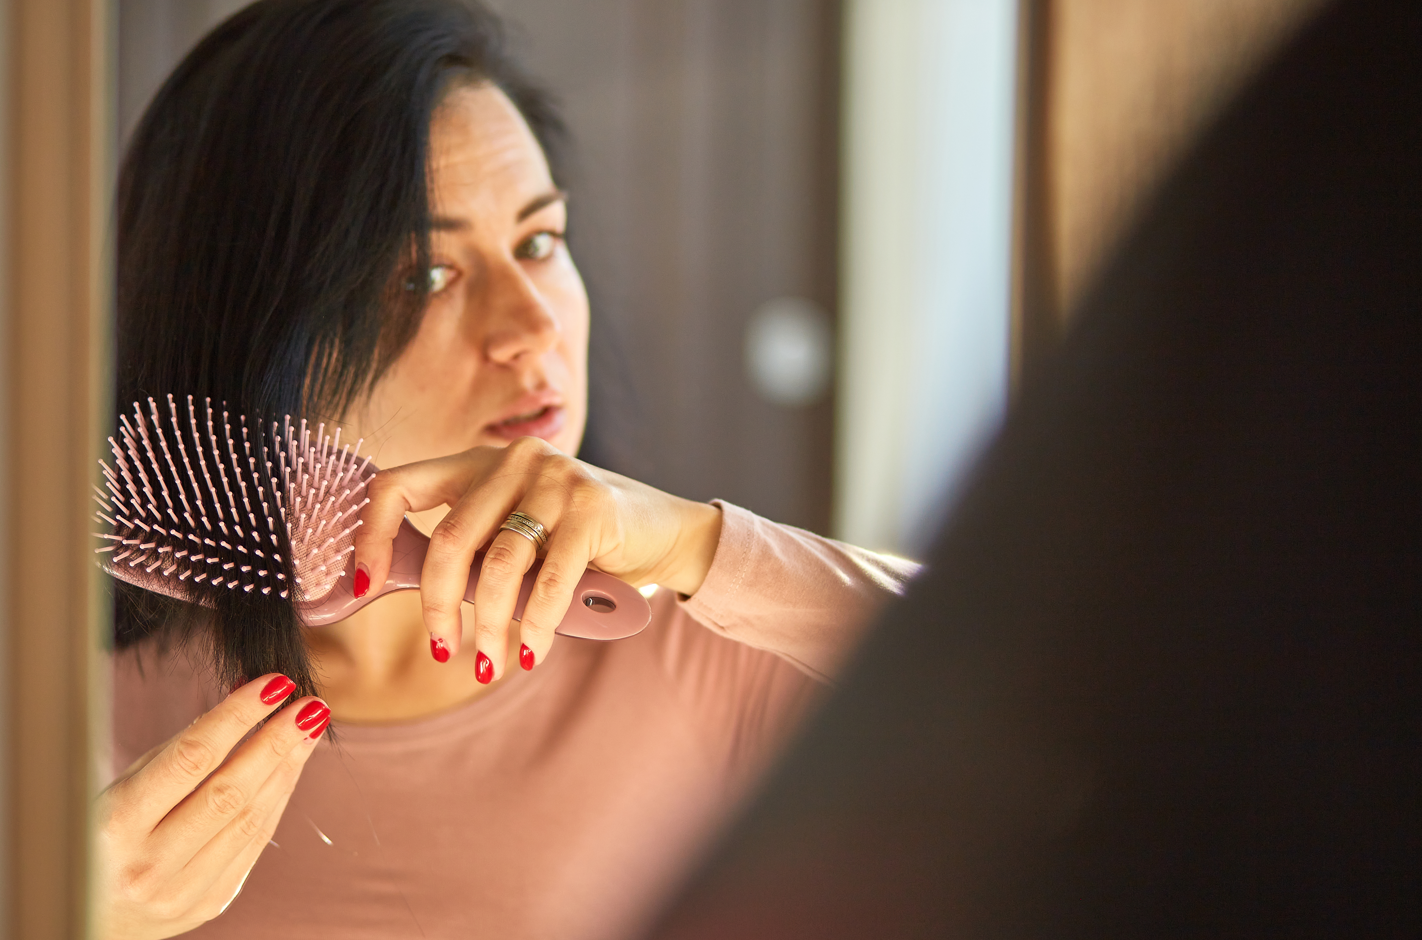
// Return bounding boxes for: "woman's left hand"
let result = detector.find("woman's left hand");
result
[352,437,723,678]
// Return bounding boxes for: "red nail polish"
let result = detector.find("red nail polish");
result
[294,700,331,731]
[259,675,296,704]
[430,637,450,663]
[519,644,535,671]
[353,565,370,599]
[476,651,494,684]
[308,715,332,740]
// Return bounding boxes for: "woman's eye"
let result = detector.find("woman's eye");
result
[515,231,560,261]
[427,264,456,294]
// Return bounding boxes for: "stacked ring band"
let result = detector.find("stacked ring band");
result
[499,510,549,550]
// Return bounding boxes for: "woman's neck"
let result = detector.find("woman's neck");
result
[305,590,517,723]
[304,504,519,723]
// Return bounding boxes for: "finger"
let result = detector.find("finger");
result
[353,449,502,600]
[149,695,329,866]
[470,457,607,678]
[175,726,319,917]
[470,527,542,680]
[421,441,551,657]
[110,675,298,833]
[516,511,598,669]
[161,766,301,932]
[214,788,293,915]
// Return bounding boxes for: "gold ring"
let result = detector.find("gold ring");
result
[499,510,549,550]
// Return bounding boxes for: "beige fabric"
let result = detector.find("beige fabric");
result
[110,501,916,940]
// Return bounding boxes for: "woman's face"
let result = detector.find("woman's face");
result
[347,83,589,472]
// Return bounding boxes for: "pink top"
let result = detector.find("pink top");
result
[110,502,916,939]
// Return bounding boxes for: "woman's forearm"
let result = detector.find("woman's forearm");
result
[676,502,920,682]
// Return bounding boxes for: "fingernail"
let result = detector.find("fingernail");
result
[430,637,450,664]
[308,715,332,740]
[476,650,494,684]
[519,644,535,671]
[353,564,370,599]
[294,700,331,731]
[259,675,296,704]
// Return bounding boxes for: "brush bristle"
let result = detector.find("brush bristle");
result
[96,395,374,606]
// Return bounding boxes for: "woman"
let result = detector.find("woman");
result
[101,2,914,938]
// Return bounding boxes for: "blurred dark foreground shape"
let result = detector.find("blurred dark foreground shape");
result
[644,0,1421,936]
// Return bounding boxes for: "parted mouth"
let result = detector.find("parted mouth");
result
[484,392,567,441]
[498,405,556,426]
[488,389,563,424]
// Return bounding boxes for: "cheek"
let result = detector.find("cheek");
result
[362,301,470,420]
[545,258,591,449]
[548,257,591,377]
[396,306,472,383]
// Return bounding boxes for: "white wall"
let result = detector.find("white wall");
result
[835,0,1018,556]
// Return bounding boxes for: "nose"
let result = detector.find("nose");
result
[477,257,561,366]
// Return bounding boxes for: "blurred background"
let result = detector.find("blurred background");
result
[0,0,1328,934]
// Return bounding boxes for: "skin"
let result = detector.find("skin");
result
[95,678,329,939]
[96,83,723,937]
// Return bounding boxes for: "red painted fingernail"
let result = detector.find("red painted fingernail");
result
[294,700,331,731]
[519,644,535,671]
[353,564,370,599]
[430,637,450,663]
[476,650,494,684]
[259,675,296,704]
[308,715,332,740]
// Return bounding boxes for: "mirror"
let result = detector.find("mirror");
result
[0,0,1324,936]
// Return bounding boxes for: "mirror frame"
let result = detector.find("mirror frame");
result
[2,0,112,936]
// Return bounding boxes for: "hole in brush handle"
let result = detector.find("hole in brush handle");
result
[498,562,650,640]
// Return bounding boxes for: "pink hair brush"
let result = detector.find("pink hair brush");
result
[94,395,650,639]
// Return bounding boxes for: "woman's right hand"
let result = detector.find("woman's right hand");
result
[95,675,331,940]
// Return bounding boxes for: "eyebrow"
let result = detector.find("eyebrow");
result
[517,189,568,222]
[429,189,568,232]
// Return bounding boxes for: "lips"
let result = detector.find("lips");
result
[485,393,567,441]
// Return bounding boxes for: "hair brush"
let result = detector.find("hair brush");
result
[95,395,650,640]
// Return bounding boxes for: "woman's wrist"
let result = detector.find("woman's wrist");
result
[655,499,724,597]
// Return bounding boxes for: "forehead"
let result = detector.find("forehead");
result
[428,83,553,208]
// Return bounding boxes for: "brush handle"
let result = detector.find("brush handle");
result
[298,518,652,638]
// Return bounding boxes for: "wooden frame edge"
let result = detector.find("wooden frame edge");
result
[4,0,112,936]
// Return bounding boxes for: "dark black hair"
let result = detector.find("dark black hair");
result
[113,0,565,698]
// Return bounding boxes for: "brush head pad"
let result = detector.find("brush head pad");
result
[96,395,375,607]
